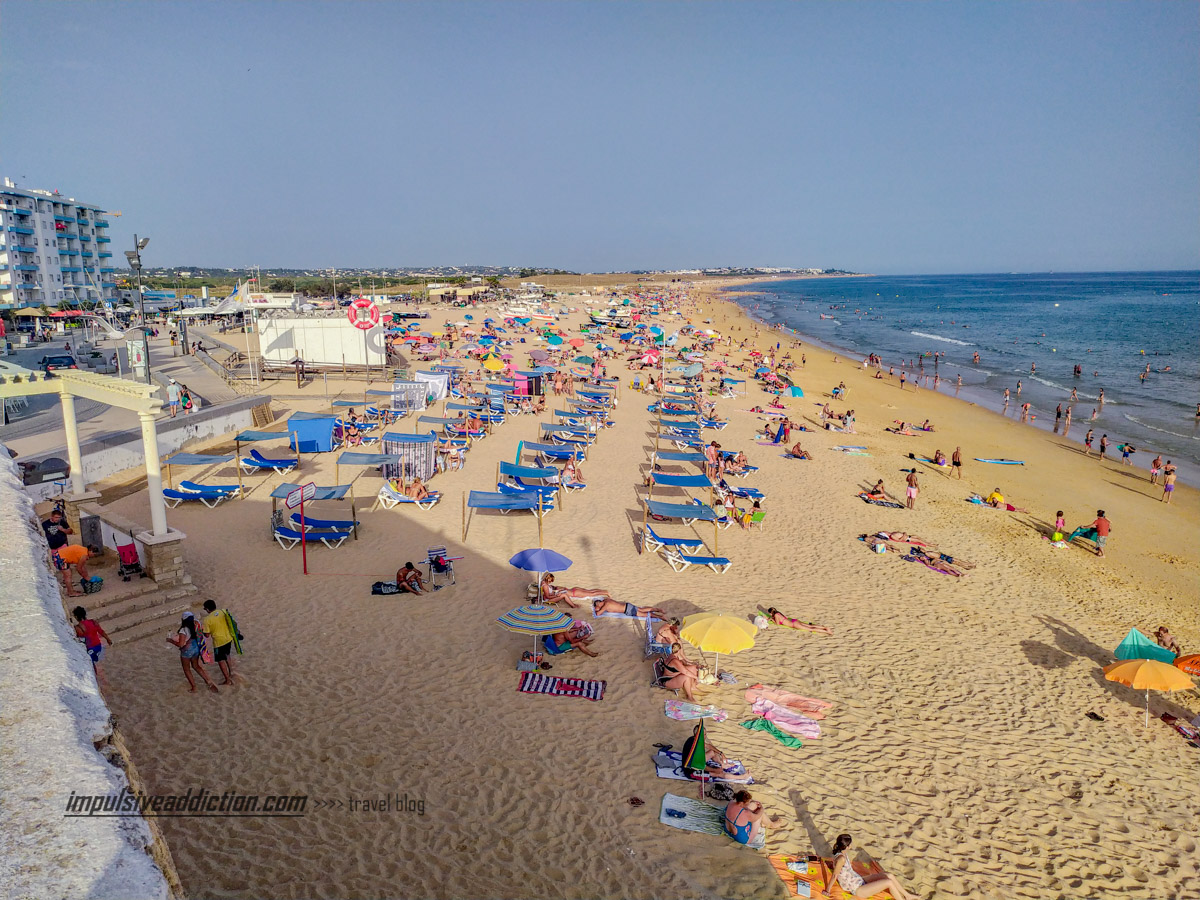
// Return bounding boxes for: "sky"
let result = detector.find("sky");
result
[2,1,1197,274]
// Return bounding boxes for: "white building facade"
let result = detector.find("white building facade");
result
[0,177,117,309]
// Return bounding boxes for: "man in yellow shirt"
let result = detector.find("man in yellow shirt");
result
[984,489,1005,508]
[201,599,237,684]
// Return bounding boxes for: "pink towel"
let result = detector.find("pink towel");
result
[751,698,822,739]
[744,684,832,719]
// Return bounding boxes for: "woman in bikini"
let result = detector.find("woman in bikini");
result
[723,791,765,846]
[661,643,702,702]
[828,834,916,900]
[767,607,832,635]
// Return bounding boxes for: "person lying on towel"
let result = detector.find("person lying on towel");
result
[593,598,666,620]
[540,573,611,608]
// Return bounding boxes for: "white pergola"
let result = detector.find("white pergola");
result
[0,364,171,536]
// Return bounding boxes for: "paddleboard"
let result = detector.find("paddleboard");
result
[974,458,1025,465]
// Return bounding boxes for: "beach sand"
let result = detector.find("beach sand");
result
[91,283,1198,900]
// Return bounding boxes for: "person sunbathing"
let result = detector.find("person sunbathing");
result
[343,423,364,447]
[546,623,598,657]
[724,791,765,846]
[395,562,425,594]
[866,480,887,501]
[933,450,947,466]
[679,723,730,772]
[789,444,811,459]
[655,618,682,647]
[767,606,832,635]
[921,420,934,431]
[593,598,666,619]
[828,833,917,900]
[740,500,762,529]
[662,644,706,702]
[561,458,584,485]
[540,573,610,608]
[399,477,429,501]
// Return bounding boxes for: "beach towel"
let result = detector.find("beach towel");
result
[858,493,904,509]
[744,684,831,719]
[517,672,606,701]
[658,793,766,849]
[665,699,728,722]
[769,855,892,900]
[653,749,753,783]
[751,698,822,738]
[740,717,804,749]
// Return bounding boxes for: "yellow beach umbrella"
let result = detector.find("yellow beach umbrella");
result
[1103,658,1194,726]
[482,356,505,372]
[680,613,757,675]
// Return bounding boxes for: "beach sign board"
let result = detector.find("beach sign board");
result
[286,481,316,509]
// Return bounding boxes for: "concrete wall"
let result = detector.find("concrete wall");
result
[23,395,268,503]
[258,316,388,367]
[0,449,172,900]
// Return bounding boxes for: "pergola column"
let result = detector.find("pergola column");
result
[139,411,169,537]
[60,391,86,494]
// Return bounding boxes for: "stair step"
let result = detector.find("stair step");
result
[102,589,200,642]
[112,610,197,646]
[81,579,160,615]
[82,587,180,622]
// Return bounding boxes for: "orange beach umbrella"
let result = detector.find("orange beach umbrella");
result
[1103,658,1194,726]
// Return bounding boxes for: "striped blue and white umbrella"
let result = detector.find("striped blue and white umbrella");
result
[497,604,575,658]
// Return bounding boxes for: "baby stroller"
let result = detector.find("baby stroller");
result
[116,542,146,581]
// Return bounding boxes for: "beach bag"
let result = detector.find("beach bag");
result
[372,581,401,595]
[200,635,214,665]
[431,555,449,574]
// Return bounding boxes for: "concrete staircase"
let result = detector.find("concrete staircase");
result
[80,579,199,645]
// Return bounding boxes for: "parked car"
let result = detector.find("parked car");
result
[40,354,78,373]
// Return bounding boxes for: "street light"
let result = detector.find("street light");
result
[125,234,151,383]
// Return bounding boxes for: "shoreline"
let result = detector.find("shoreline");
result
[719,282,1199,487]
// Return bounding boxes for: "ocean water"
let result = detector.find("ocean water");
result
[730,272,1200,476]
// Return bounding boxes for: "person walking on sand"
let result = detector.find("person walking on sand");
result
[1084,429,1094,456]
[1098,434,1109,461]
[202,599,240,685]
[1150,455,1163,484]
[1162,467,1176,504]
[73,606,112,689]
[951,446,963,479]
[905,469,920,510]
[898,371,906,391]
[169,612,218,693]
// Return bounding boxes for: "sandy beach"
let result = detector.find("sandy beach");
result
[84,281,1198,900]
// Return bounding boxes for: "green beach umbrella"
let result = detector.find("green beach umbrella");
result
[1114,627,1176,664]
[574,355,595,365]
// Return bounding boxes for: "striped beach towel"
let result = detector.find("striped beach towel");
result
[517,671,606,701]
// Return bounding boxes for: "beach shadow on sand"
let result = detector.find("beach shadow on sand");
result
[787,789,832,857]
[1033,616,1157,714]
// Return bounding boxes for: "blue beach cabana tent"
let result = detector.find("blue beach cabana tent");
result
[287,413,338,453]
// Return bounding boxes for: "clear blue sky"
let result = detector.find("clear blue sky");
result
[3,1,1196,274]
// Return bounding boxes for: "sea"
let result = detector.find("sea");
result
[729,272,1200,481]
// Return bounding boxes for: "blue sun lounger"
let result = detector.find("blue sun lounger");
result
[467,490,547,515]
[273,526,352,550]
[719,480,765,502]
[662,547,734,575]
[641,525,705,555]
[240,448,299,474]
[290,512,360,532]
[377,483,442,510]
[163,488,228,508]
[180,480,242,499]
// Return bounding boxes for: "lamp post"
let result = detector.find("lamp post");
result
[124,235,151,383]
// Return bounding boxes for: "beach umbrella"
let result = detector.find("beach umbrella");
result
[569,338,584,348]
[1114,628,1176,664]
[509,548,573,602]
[483,357,505,371]
[788,386,804,397]
[1174,655,1200,676]
[497,603,575,657]
[1103,658,1194,726]
[680,613,757,676]
[547,335,564,346]
[464,314,474,321]
[683,719,707,796]
[574,355,595,365]
[529,348,549,360]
